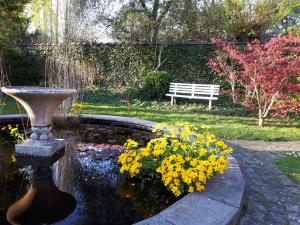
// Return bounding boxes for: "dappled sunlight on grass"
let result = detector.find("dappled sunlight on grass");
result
[1,98,300,141]
[81,102,300,141]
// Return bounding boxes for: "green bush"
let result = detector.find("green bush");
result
[143,71,171,100]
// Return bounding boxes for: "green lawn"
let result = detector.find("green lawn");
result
[276,154,300,186]
[1,94,300,141]
[0,98,26,115]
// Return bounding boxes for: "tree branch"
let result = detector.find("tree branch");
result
[158,0,174,21]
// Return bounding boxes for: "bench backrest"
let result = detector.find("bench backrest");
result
[169,83,220,97]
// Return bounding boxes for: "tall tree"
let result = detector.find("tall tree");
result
[201,0,300,41]
[209,35,300,126]
[112,0,175,43]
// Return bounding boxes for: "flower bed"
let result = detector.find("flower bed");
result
[118,122,233,196]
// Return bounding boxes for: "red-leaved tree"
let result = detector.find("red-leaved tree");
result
[208,35,300,126]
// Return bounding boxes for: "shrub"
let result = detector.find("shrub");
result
[118,122,233,197]
[142,71,171,100]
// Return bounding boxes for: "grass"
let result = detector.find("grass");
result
[1,90,300,141]
[276,153,300,186]
[0,97,26,115]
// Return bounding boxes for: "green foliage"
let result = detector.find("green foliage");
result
[111,0,176,43]
[1,124,25,144]
[22,43,216,88]
[161,44,216,83]
[109,0,299,42]
[143,71,171,100]
[285,26,300,37]
[0,0,29,52]
[201,0,300,41]
[29,0,57,42]
[5,51,44,85]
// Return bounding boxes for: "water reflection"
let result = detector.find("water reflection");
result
[1,125,178,225]
[6,150,76,225]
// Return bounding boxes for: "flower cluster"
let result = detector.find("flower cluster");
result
[70,103,85,115]
[285,151,300,158]
[1,124,25,143]
[118,122,233,197]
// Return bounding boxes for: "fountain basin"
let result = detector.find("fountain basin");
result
[0,114,245,225]
[0,86,76,157]
[0,87,76,127]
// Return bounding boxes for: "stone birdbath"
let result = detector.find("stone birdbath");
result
[1,86,76,157]
[1,86,77,225]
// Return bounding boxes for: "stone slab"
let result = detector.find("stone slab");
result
[133,215,174,225]
[15,138,65,157]
[201,156,246,208]
[158,195,239,225]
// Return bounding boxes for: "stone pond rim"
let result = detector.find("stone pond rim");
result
[0,114,246,225]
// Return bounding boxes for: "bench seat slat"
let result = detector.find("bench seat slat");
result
[169,88,219,93]
[166,94,218,100]
[170,87,220,90]
[170,83,220,87]
[169,88,219,92]
[170,86,219,90]
[169,91,219,96]
[170,87,219,90]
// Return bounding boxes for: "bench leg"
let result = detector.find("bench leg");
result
[171,97,174,106]
[174,97,177,105]
[208,100,212,110]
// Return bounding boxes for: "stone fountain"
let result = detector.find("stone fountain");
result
[1,86,77,225]
[1,86,77,157]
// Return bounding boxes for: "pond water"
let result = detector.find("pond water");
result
[0,123,178,225]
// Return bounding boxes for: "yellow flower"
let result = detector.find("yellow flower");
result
[10,128,18,133]
[190,158,198,167]
[11,155,16,163]
[181,144,187,151]
[119,122,231,198]
[153,148,164,156]
[199,148,207,156]
[188,186,194,192]
[196,183,205,191]
[141,147,150,156]
[181,130,191,139]
[124,139,138,149]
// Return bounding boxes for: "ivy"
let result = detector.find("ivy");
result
[21,43,216,89]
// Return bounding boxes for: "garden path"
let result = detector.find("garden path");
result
[227,140,300,225]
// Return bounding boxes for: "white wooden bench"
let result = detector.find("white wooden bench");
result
[166,83,220,110]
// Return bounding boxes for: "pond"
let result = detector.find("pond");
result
[0,123,179,225]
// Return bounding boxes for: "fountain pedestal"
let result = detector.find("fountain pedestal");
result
[0,86,76,157]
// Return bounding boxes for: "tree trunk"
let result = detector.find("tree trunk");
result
[231,81,236,103]
[258,116,264,127]
[151,23,159,43]
[258,107,264,127]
